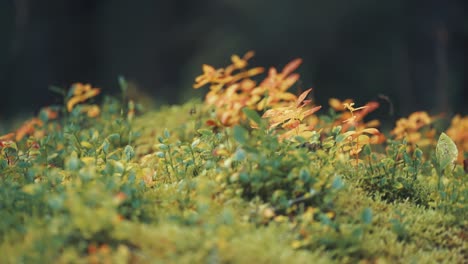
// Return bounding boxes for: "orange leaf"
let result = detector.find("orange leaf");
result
[280,74,300,91]
[282,119,300,130]
[302,106,322,118]
[246,67,265,77]
[0,133,15,141]
[15,118,43,141]
[370,133,386,144]
[85,105,101,118]
[296,88,312,107]
[243,50,255,61]
[42,107,59,120]
[282,58,302,77]
[361,128,380,135]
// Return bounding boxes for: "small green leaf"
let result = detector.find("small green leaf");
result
[47,153,59,162]
[124,145,135,161]
[164,129,171,139]
[242,108,262,126]
[352,227,364,240]
[239,172,249,183]
[39,109,49,123]
[233,126,248,145]
[318,213,333,226]
[113,160,125,174]
[414,148,423,160]
[403,151,412,164]
[331,126,342,136]
[158,144,168,151]
[335,131,354,143]
[436,132,458,170]
[80,141,93,149]
[48,195,64,210]
[299,169,310,182]
[362,144,372,156]
[197,129,213,137]
[17,161,31,169]
[107,133,121,146]
[322,140,334,149]
[67,84,78,98]
[361,208,372,225]
[294,136,306,144]
[65,152,81,170]
[234,148,246,161]
[394,182,404,190]
[331,176,344,190]
[101,139,110,153]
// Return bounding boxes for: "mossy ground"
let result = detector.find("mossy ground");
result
[0,99,466,264]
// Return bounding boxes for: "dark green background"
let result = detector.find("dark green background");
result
[1,0,467,120]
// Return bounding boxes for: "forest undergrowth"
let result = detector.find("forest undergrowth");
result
[0,52,466,263]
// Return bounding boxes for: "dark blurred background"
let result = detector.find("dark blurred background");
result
[1,0,467,123]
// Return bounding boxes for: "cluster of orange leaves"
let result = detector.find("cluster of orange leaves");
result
[338,102,384,157]
[329,99,380,132]
[0,83,101,148]
[194,51,319,128]
[194,51,322,139]
[0,115,53,165]
[194,51,468,164]
[390,111,435,148]
[262,88,321,140]
[67,83,101,117]
[329,98,385,152]
[0,108,57,145]
[193,52,388,154]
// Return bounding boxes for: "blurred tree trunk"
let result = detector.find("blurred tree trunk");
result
[434,24,450,113]
[0,0,24,116]
[392,39,413,115]
[12,0,28,57]
[429,0,451,114]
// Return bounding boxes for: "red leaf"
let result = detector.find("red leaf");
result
[206,120,218,127]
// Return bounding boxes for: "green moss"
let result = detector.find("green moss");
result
[0,97,466,263]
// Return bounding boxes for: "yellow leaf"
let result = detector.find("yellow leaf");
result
[22,184,38,194]
[80,141,93,149]
[329,98,342,111]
